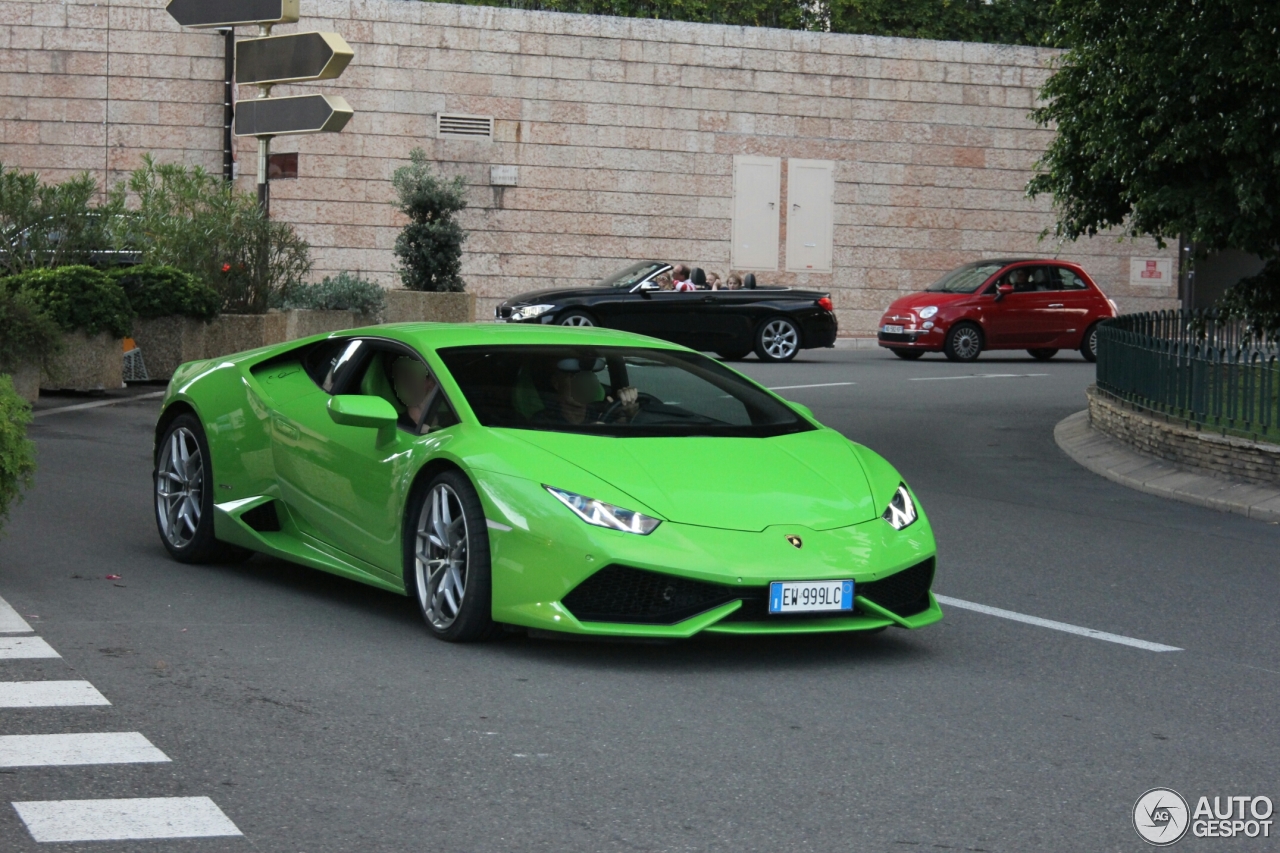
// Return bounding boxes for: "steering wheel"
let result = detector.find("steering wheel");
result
[599,392,657,423]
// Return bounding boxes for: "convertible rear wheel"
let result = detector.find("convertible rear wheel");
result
[407,469,496,642]
[755,317,801,362]
[154,413,250,564]
[558,310,596,327]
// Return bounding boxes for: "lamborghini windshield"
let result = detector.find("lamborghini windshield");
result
[593,261,666,288]
[437,345,813,438]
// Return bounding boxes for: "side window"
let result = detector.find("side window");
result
[421,390,460,434]
[1050,267,1088,290]
[353,348,453,434]
[303,338,364,393]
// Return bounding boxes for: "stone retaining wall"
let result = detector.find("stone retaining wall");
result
[1086,386,1280,487]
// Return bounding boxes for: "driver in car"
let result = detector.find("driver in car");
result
[535,357,640,425]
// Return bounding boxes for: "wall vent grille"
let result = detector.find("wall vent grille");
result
[437,114,493,140]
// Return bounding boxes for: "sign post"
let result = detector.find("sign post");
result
[166,0,354,216]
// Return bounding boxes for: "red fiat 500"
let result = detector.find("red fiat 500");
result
[876,259,1118,362]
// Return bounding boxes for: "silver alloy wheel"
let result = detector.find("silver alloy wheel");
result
[761,319,799,360]
[560,313,594,327]
[1088,327,1098,357]
[155,427,203,549]
[950,326,982,360]
[415,483,469,630]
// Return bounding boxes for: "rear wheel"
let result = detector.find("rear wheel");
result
[557,310,596,327]
[943,323,983,362]
[892,349,924,360]
[1080,323,1100,362]
[1027,348,1058,361]
[755,317,801,362]
[154,414,251,564]
[406,469,497,642]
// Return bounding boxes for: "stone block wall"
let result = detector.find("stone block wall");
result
[1087,387,1280,487]
[1,0,1180,332]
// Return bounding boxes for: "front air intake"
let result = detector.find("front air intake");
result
[561,565,738,625]
[857,558,935,617]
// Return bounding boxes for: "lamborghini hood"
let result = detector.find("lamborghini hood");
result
[507,428,879,532]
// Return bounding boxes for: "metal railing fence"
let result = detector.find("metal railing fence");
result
[1096,312,1280,441]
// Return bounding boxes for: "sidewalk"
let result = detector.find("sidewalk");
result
[1055,410,1280,523]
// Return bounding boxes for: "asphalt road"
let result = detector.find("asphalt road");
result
[2,347,1278,852]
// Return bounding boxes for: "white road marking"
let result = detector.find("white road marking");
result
[767,382,857,390]
[935,595,1182,652]
[0,596,33,634]
[0,637,59,659]
[13,797,241,842]
[908,373,1049,381]
[0,733,169,768]
[0,681,111,708]
[32,391,164,418]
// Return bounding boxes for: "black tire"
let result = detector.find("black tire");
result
[892,349,925,360]
[404,468,497,642]
[1080,323,1100,362]
[754,316,801,362]
[154,413,252,564]
[943,323,983,362]
[557,310,597,327]
[1027,348,1058,361]
[716,348,752,361]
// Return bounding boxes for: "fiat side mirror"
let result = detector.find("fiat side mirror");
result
[994,283,1014,302]
[328,395,399,445]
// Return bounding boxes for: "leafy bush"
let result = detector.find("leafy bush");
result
[0,163,126,276]
[1,266,134,339]
[391,148,468,293]
[0,288,62,372]
[109,264,220,321]
[114,156,312,314]
[274,271,386,316]
[0,373,36,534]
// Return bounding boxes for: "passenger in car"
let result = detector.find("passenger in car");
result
[706,271,722,290]
[1008,268,1033,292]
[724,273,743,290]
[533,357,639,426]
[654,272,673,290]
[390,356,438,428]
[672,265,696,292]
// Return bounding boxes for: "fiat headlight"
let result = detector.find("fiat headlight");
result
[918,306,938,320]
[545,486,662,535]
[881,484,918,530]
[511,304,555,322]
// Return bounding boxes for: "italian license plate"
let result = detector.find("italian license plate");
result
[882,324,904,334]
[768,580,854,614]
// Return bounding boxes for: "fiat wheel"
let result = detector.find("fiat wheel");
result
[154,413,250,564]
[558,310,596,327]
[755,317,801,362]
[1080,323,1100,362]
[406,469,497,642]
[943,323,983,362]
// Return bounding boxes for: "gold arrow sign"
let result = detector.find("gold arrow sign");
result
[236,32,353,87]
[234,94,353,137]
[166,0,299,29]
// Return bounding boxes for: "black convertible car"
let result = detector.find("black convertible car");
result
[494,261,838,362]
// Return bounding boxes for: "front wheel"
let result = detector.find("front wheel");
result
[943,323,983,362]
[557,310,596,327]
[1027,348,1058,361]
[406,469,497,642]
[892,349,924,360]
[755,317,801,362]
[154,413,251,564]
[1080,323,1100,362]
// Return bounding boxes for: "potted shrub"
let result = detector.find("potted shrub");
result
[386,148,476,324]
[0,288,62,404]
[274,271,386,339]
[1,266,132,391]
[110,265,219,380]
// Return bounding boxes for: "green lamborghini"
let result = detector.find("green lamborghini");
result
[153,323,941,641]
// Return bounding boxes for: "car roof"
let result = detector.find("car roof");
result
[353,322,687,353]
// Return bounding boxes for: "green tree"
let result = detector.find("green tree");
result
[391,149,469,293]
[0,288,61,373]
[1027,0,1280,330]
[0,164,124,276]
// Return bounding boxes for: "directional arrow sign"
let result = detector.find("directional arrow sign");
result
[166,0,299,29]
[234,94,353,137]
[236,32,354,86]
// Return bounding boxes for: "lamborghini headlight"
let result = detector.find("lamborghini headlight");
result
[545,486,662,535]
[511,304,556,322]
[881,484,918,530]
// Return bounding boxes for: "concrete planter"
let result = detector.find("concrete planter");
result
[383,290,475,324]
[203,313,289,360]
[284,309,370,340]
[7,362,40,404]
[131,316,209,381]
[41,331,123,392]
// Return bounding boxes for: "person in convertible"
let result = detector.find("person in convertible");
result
[533,356,640,426]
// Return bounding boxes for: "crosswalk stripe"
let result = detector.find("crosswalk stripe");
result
[0,733,170,768]
[0,681,110,708]
[0,637,60,659]
[0,597,33,634]
[12,797,242,842]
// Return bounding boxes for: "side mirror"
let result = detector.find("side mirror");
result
[328,395,399,444]
[994,283,1014,301]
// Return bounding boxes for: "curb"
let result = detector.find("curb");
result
[1055,410,1280,523]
